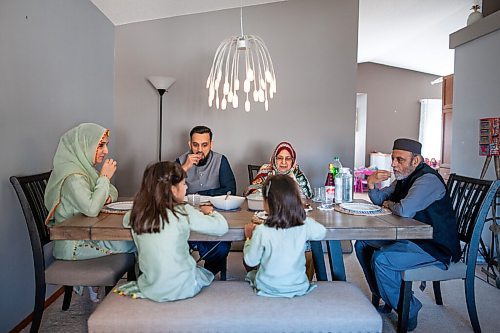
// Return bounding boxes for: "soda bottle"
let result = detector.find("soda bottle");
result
[324,163,335,204]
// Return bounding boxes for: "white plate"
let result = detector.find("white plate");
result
[105,201,133,211]
[255,211,268,220]
[339,202,381,213]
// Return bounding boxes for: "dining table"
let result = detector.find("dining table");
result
[49,200,433,281]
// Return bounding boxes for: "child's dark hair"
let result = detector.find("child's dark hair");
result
[130,161,186,234]
[262,174,306,229]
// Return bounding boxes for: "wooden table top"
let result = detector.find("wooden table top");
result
[49,201,433,242]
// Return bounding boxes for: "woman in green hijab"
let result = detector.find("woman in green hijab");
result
[45,123,136,261]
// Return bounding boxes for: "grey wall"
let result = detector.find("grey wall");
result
[0,0,114,330]
[452,29,500,180]
[113,0,359,195]
[357,63,441,165]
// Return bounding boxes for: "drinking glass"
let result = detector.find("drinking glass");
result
[188,194,200,207]
[319,187,333,210]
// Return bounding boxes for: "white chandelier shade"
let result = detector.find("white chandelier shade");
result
[206,33,276,112]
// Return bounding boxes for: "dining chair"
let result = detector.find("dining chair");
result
[247,164,261,184]
[10,172,136,333]
[396,174,500,333]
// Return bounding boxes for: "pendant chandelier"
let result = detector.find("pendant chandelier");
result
[206,5,276,112]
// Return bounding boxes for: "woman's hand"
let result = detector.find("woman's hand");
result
[244,223,256,239]
[100,159,117,179]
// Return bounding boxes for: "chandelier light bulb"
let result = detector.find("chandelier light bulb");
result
[221,98,227,110]
[232,94,239,108]
[247,68,254,81]
[245,99,250,112]
[253,90,259,102]
[243,79,250,93]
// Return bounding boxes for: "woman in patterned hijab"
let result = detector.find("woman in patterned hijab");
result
[246,141,312,199]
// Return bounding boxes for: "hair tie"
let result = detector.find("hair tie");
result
[158,176,170,184]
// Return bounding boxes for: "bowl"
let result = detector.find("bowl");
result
[247,192,264,211]
[209,195,245,211]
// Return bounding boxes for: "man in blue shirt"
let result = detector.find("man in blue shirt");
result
[355,138,460,331]
[176,125,236,277]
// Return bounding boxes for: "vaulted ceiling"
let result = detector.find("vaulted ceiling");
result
[91,0,476,76]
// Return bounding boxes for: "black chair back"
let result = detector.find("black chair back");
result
[10,172,52,248]
[447,174,493,243]
[247,164,260,184]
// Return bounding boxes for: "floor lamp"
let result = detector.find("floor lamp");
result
[147,76,176,161]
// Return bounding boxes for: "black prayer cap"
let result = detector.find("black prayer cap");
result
[392,138,422,154]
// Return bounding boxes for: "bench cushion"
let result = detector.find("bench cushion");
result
[89,281,381,333]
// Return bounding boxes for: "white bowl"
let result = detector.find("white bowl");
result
[247,192,264,211]
[209,195,245,211]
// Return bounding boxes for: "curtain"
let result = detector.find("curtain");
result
[418,99,442,160]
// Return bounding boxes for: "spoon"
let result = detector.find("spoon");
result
[225,191,231,200]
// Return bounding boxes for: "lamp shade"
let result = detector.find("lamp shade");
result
[147,76,176,91]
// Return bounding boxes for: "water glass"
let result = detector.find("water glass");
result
[319,187,333,210]
[187,194,200,207]
[313,187,321,202]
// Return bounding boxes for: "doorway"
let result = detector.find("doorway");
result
[354,93,367,168]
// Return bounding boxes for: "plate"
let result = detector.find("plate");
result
[105,201,133,211]
[339,202,381,213]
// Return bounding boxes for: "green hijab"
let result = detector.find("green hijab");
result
[44,123,114,223]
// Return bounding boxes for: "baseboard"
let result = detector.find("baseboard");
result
[9,287,65,333]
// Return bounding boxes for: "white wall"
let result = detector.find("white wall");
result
[357,63,441,165]
[0,0,114,330]
[113,0,359,195]
[452,29,500,180]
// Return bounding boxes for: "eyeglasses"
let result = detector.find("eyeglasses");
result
[276,156,293,163]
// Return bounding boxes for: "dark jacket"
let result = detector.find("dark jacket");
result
[390,163,461,265]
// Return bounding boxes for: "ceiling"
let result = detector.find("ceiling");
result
[90,0,476,76]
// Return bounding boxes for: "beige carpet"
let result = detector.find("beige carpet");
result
[22,249,500,333]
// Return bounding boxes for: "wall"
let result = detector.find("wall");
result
[357,62,441,165]
[452,29,500,180]
[0,0,114,330]
[113,0,359,195]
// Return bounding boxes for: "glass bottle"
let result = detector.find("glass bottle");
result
[324,163,335,204]
[332,156,343,178]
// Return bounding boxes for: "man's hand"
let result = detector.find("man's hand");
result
[100,159,117,179]
[244,223,256,239]
[367,170,391,190]
[181,153,203,171]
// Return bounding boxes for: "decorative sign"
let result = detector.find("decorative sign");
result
[479,117,500,156]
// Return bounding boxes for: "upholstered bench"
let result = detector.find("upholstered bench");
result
[88,281,382,333]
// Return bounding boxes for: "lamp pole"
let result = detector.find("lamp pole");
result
[147,76,176,162]
[157,89,166,161]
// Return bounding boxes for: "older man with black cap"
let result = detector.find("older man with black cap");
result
[354,138,461,331]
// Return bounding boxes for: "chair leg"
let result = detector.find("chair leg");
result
[105,286,113,295]
[397,281,412,333]
[62,286,72,311]
[30,282,46,333]
[464,277,481,333]
[127,265,136,281]
[220,257,227,281]
[433,281,443,305]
